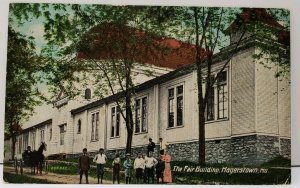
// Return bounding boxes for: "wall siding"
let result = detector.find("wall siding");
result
[231,47,256,135]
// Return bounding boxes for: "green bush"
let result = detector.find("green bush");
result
[3,172,56,184]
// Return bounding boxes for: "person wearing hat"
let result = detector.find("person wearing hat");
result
[93,148,107,184]
[123,153,133,184]
[147,138,156,157]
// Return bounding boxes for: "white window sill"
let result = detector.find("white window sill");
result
[206,118,229,124]
[166,125,184,130]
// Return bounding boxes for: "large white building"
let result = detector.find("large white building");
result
[5,8,290,165]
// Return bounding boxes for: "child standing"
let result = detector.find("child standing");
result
[123,153,133,184]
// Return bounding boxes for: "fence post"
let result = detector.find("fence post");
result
[14,157,18,174]
[45,160,48,174]
[20,159,23,174]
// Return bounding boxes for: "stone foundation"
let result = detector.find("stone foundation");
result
[66,135,290,165]
[280,138,291,159]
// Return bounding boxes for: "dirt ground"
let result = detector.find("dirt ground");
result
[3,166,113,184]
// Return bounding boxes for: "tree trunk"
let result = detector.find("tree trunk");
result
[125,61,134,154]
[197,65,206,164]
[126,127,133,154]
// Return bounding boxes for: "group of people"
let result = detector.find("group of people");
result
[78,137,172,184]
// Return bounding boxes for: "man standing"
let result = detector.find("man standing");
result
[93,148,107,184]
[134,153,145,184]
[147,138,156,157]
[79,148,90,184]
[159,138,168,155]
[22,146,32,166]
[144,152,158,184]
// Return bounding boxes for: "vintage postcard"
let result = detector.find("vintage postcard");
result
[2,1,291,185]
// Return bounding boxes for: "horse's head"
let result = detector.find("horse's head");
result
[38,142,47,152]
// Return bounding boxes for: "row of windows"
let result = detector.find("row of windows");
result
[75,71,228,141]
[18,126,52,153]
[19,72,229,149]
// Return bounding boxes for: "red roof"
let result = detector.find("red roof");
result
[77,23,208,69]
[226,8,284,33]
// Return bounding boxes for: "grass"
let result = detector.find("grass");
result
[171,157,291,185]
[47,161,126,183]
[28,156,291,185]
[3,172,56,184]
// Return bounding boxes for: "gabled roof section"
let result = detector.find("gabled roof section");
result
[225,8,284,34]
[77,23,208,69]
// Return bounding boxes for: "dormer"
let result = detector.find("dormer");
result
[53,86,69,108]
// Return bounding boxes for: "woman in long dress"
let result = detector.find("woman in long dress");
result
[161,152,172,183]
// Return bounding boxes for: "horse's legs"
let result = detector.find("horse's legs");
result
[39,162,43,175]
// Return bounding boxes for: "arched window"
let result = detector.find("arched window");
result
[85,88,91,100]
[77,119,81,134]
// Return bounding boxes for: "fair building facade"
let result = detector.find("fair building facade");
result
[6,10,290,165]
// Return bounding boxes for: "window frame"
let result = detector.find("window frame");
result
[205,70,229,122]
[91,112,99,141]
[167,83,185,129]
[77,119,81,134]
[40,129,45,143]
[31,131,36,150]
[110,106,120,138]
[134,95,148,134]
[59,124,66,145]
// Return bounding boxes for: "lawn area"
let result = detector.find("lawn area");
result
[171,157,291,185]
[47,160,125,183]
[3,172,56,184]
[44,156,291,185]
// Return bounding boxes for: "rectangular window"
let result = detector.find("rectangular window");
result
[95,113,99,140]
[217,71,228,119]
[91,112,99,141]
[205,71,228,121]
[135,96,148,133]
[40,129,45,143]
[18,137,22,154]
[111,106,120,138]
[168,88,175,128]
[168,85,184,128]
[49,127,52,141]
[177,86,183,126]
[31,131,36,150]
[23,133,29,150]
[59,124,66,145]
[91,114,95,140]
[206,76,215,121]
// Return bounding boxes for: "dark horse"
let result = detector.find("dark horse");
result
[30,142,47,174]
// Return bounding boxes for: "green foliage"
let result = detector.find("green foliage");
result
[47,160,125,183]
[5,27,45,135]
[171,159,291,184]
[261,156,291,168]
[3,172,56,183]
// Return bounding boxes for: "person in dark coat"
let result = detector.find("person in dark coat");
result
[147,138,156,157]
[78,148,90,184]
[156,157,165,184]
[22,146,32,166]
[112,153,121,184]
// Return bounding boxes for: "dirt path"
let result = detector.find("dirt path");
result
[3,166,114,184]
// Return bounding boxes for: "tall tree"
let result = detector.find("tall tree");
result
[151,7,289,164]
[9,4,172,153]
[5,27,44,159]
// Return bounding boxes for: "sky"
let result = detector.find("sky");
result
[1,1,300,187]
